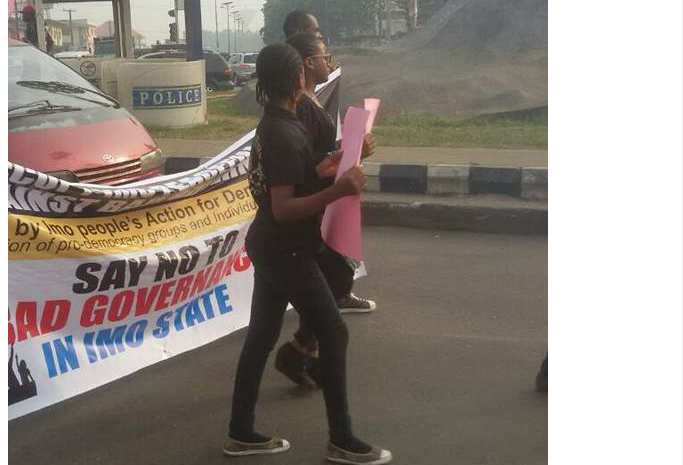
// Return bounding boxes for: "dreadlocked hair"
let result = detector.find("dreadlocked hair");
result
[286,32,323,61]
[255,43,303,107]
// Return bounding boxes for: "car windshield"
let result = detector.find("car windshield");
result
[244,54,257,64]
[9,45,114,110]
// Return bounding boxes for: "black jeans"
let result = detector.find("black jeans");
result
[294,246,354,351]
[229,246,353,444]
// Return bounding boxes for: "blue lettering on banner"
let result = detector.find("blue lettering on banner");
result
[133,85,202,109]
[42,335,80,378]
[153,284,232,339]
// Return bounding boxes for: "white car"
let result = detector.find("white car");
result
[55,50,92,59]
[227,52,258,85]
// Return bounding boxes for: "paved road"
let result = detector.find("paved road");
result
[9,227,548,465]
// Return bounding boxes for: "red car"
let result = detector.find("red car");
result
[9,39,164,185]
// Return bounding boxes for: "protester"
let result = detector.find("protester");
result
[223,43,392,465]
[21,5,53,54]
[273,13,378,391]
[21,5,38,47]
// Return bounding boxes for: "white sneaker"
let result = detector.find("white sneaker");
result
[337,293,377,314]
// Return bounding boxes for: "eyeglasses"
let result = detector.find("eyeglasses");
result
[308,54,332,64]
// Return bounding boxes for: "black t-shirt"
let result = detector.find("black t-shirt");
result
[246,104,323,255]
[296,93,337,164]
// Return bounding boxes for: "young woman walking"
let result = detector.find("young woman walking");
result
[223,43,392,465]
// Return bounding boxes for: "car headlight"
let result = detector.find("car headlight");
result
[47,170,79,183]
[140,149,164,173]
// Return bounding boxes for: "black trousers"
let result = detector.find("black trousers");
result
[294,246,354,351]
[229,245,354,444]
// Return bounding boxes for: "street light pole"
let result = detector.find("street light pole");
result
[222,2,232,53]
[233,12,239,53]
[214,0,219,50]
[64,8,76,47]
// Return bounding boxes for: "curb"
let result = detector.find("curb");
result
[167,157,548,201]
[361,194,547,235]
[363,162,548,200]
[164,157,548,235]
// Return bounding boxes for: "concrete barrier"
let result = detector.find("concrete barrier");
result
[117,60,207,128]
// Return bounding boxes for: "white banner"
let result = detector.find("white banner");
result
[7,69,343,420]
[9,181,257,420]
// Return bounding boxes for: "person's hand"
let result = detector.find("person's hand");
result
[316,150,343,178]
[336,165,366,196]
[361,133,376,159]
[328,60,341,72]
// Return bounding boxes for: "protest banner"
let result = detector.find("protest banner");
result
[7,69,341,420]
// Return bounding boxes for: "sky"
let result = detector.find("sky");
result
[41,0,266,45]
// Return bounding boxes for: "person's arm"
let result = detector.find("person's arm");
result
[271,165,365,223]
[361,133,376,160]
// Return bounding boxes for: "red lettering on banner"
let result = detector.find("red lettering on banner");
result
[135,285,161,316]
[41,300,70,333]
[15,302,40,341]
[81,295,108,327]
[109,291,134,322]
[171,275,193,306]
[207,259,227,288]
[234,248,251,272]
[190,264,214,296]
[155,282,174,311]
[74,248,252,330]
[9,300,71,343]
[223,252,238,278]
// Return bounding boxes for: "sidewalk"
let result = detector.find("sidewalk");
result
[156,138,548,167]
[158,138,549,236]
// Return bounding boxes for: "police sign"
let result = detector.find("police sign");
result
[133,85,202,109]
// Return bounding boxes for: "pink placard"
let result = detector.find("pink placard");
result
[364,98,381,133]
[322,106,370,260]
[333,106,371,182]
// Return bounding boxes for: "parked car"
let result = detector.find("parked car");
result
[138,50,235,92]
[227,52,258,85]
[54,50,92,59]
[93,37,116,58]
[9,39,164,185]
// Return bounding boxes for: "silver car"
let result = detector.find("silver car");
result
[227,52,258,85]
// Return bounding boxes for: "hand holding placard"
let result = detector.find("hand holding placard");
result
[322,99,381,260]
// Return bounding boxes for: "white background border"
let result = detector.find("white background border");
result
[551,1,682,464]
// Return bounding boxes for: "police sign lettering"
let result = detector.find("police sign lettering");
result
[132,85,203,109]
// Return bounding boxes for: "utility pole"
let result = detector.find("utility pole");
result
[384,0,392,40]
[174,0,179,43]
[214,0,219,50]
[64,8,76,47]
[13,1,20,41]
[222,2,232,53]
[233,12,240,53]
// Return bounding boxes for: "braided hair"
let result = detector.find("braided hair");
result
[255,43,303,107]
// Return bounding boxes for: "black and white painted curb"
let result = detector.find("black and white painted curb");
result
[363,162,548,200]
[167,157,547,201]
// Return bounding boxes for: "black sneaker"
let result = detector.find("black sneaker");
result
[275,342,317,389]
[337,293,376,314]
